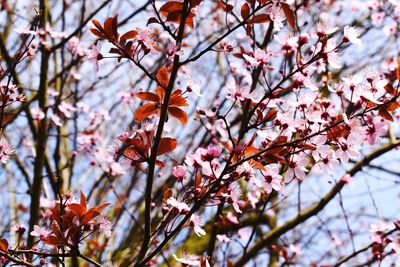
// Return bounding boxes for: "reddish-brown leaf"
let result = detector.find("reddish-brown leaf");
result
[80,191,87,209]
[136,92,160,102]
[397,56,400,81]
[163,188,173,202]
[89,28,106,39]
[147,17,159,26]
[104,17,115,38]
[385,101,400,112]
[263,108,277,122]
[67,203,86,217]
[159,1,183,16]
[91,203,110,213]
[155,160,165,168]
[281,3,296,29]
[83,210,101,224]
[42,235,63,246]
[166,11,195,28]
[195,173,202,187]
[92,19,103,31]
[168,107,188,125]
[111,15,119,38]
[135,103,158,122]
[120,30,138,42]
[157,137,177,156]
[0,238,8,252]
[379,108,394,122]
[51,221,63,240]
[241,3,250,20]
[249,159,266,171]
[157,67,170,88]
[170,90,189,107]
[384,83,397,96]
[247,14,270,24]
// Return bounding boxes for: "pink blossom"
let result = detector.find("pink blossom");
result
[225,187,242,214]
[226,84,255,102]
[226,212,239,225]
[30,225,51,239]
[190,214,206,237]
[325,38,342,68]
[237,162,256,182]
[316,23,338,37]
[285,155,308,183]
[186,147,207,168]
[247,188,261,209]
[14,27,37,35]
[109,162,125,176]
[217,234,230,243]
[51,114,63,127]
[242,48,271,67]
[0,140,14,164]
[31,108,45,120]
[335,136,360,163]
[172,165,187,181]
[167,197,190,214]
[261,165,283,193]
[13,224,26,235]
[172,254,200,266]
[167,42,183,57]
[86,42,103,71]
[289,244,302,255]
[343,25,361,45]
[201,146,222,161]
[312,144,339,175]
[369,221,394,233]
[68,36,86,56]
[58,102,76,118]
[365,118,387,145]
[98,216,112,238]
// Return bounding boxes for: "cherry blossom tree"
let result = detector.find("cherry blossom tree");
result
[0,0,400,266]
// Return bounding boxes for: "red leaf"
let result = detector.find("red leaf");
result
[91,203,110,213]
[67,203,86,217]
[163,188,173,202]
[241,3,250,20]
[281,3,296,29]
[249,159,266,171]
[91,19,103,31]
[159,1,183,16]
[83,210,101,224]
[379,109,394,122]
[147,17,159,26]
[120,30,138,42]
[384,83,397,96]
[89,28,106,39]
[136,92,160,102]
[168,107,188,125]
[42,235,63,246]
[263,108,277,122]
[135,103,158,122]
[247,14,270,24]
[104,17,115,38]
[155,160,165,168]
[157,137,177,156]
[166,11,195,29]
[397,56,400,81]
[51,221,63,240]
[80,191,87,209]
[170,90,189,106]
[157,67,170,88]
[0,238,8,252]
